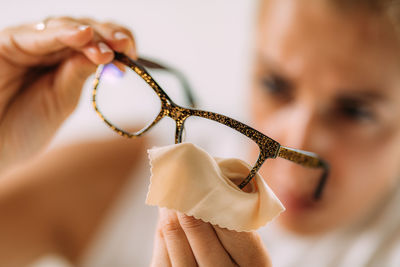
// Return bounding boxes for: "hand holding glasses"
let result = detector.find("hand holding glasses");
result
[92,52,329,200]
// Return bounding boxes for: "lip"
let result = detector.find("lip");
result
[278,191,318,213]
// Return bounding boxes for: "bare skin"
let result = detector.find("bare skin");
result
[150,208,271,267]
[0,17,144,266]
[7,1,400,264]
[0,17,136,172]
[0,16,272,266]
[0,137,145,267]
[253,0,400,234]
[151,1,400,264]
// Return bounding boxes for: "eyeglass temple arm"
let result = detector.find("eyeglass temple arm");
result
[136,57,197,108]
[114,53,330,199]
[277,146,330,199]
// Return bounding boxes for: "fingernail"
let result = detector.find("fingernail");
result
[98,42,112,54]
[78,25,90,31]
[127,47,137,59]
[114,31,130,40]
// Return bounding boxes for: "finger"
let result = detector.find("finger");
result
[52,52,97,116]
[113,61,127,73]
[0,52,96,157]
[45,17,116,64]
[158,208,197,267]
[105,22,137,59]
[177,212,234,266]
[1,17,115,66]
[150,219,172,267]
[213,226,272,267]
[0,19,93,65]
[80,19,136,59]
[80,41,114,65]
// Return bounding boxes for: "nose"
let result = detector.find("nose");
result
[260,102,326,195]
[263,102,319,151]
[287,104,316,149]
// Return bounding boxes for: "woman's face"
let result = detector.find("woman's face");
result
[253,0,400,234]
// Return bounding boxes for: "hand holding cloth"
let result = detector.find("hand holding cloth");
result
[146,143,284,232]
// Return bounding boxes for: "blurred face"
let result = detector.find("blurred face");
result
[253,0,400,234]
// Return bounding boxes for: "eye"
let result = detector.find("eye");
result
[259,74,292,101]
[337,98,375,122]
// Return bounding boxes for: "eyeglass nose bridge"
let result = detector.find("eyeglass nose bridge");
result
[162,103,190,144]
[133,100,189,143]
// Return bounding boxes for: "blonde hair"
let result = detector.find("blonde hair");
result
[260,0,400,34]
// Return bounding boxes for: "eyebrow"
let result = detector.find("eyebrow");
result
[336,90,388,104]
[256,55,284,74]
[257,53,390,104]
[256,57,294,84]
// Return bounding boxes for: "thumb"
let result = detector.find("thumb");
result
[0,53,96,166]
[213,226,272,267]
[53,53,96,118]
[0,19,94,66]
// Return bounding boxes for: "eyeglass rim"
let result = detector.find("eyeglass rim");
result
[91,52,330,200]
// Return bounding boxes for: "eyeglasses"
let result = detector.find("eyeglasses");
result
[92,52,329,200]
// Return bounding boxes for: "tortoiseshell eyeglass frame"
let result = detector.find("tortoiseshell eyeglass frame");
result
[92,52,330,200]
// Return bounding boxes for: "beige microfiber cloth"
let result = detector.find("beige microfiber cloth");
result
[145,143,285,232]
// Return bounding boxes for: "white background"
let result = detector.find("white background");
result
[1,0,259,147]
[1,1,259,265]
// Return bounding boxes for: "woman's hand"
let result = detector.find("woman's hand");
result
[0,17,136,170]
[151,208,272,267]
